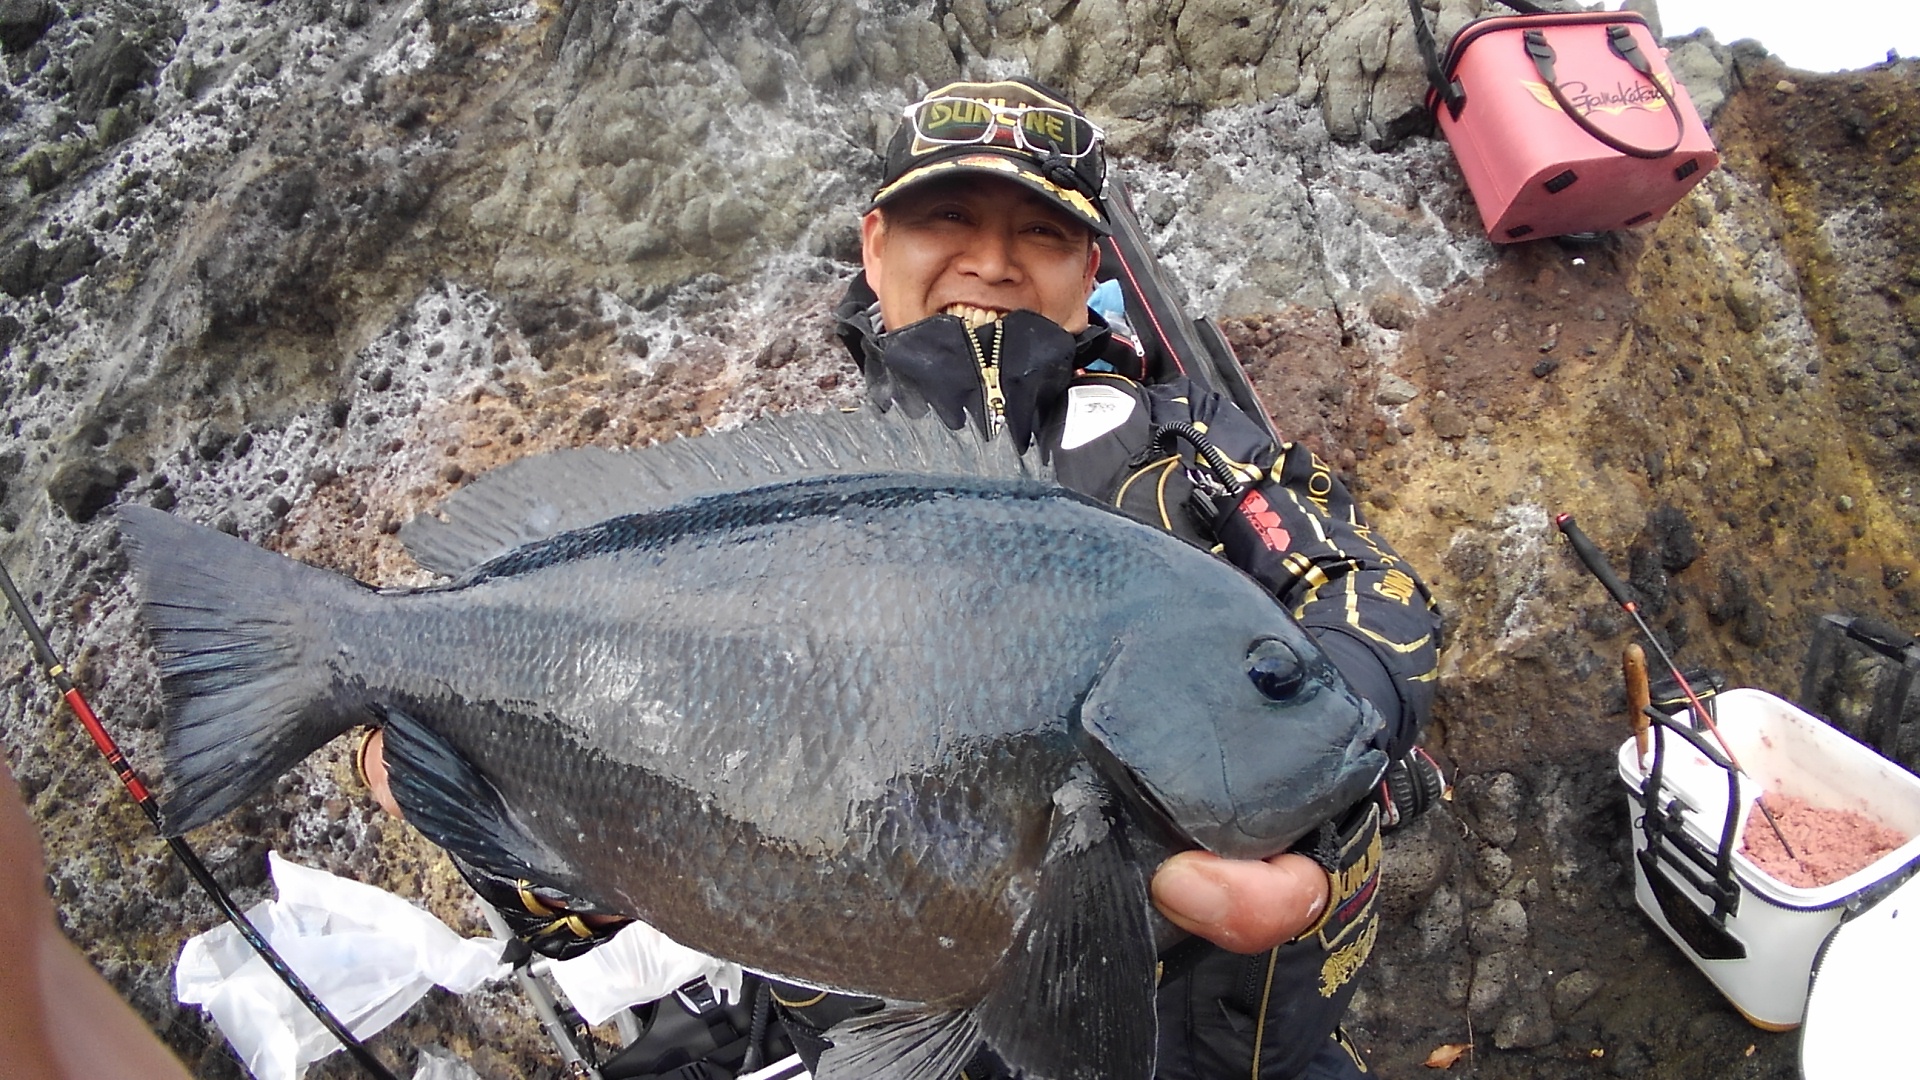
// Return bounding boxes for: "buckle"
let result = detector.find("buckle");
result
[675,977,722,1016]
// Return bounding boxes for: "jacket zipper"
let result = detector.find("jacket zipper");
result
[967,320,1008,435]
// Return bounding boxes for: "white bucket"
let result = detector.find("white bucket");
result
[1617,688,1920,1030]
[1799,868,1920,1078]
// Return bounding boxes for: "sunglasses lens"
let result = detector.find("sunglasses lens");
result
[1018,108,1098,160]
[912,97,998,144]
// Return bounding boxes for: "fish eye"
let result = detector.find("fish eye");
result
[1246,638,1307,701]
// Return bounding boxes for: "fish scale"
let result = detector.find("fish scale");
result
[340,485,1120,994]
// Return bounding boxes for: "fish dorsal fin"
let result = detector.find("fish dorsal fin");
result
[401,407,1051,577]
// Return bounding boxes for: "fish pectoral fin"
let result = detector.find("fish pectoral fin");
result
[972,777,1159,1080]
[814,1006,980,1080]
[377,705,570,887]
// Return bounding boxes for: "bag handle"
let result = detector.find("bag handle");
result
[1525,24,1687,158]
[1408,0,1552,119]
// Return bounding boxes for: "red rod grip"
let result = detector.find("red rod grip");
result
[63,688,152,804]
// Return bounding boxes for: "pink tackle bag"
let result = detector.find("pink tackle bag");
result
[1411,0,1719,242]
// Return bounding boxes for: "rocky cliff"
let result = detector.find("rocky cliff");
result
[3,1,1917,1077]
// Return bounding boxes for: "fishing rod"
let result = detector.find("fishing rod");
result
[1098,173,1283,445]
[1554,513,1799,860]
[0,559,403,1080]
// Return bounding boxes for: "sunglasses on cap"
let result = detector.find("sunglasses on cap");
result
[903,95,1107,166]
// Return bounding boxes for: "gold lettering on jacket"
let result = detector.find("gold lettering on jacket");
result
[1374,568,1419,604]
[1318,827,1382,951]
[1304,450,1334,516]
[1320,916,1377,998]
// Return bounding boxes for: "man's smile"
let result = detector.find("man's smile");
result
[941,302,1009,329]
[861,174,1101,334]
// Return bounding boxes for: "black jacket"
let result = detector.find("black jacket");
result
[827,275,1441,1079]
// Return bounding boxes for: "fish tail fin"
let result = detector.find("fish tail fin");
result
[118,505,370,835]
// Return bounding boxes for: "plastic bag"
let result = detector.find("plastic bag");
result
[545,919,743,1025]
[175,852,507,1080]
[411,1045,485,1080]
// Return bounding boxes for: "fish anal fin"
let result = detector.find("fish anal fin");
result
[815,1007,981,1080]
[973,776,1159,1080]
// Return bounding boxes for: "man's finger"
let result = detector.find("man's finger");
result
[356,728,404,820]
[1150,850,1330,954]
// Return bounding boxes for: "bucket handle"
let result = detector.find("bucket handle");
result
[1523,25,1687,160]
[1637,847,1749,960]
[1639,708,1747,919]
[1631,710,1753,958]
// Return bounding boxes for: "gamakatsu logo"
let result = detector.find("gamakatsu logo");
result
[1526,73,1675,115]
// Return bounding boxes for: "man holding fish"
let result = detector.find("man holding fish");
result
[361,77,1440,1079]
[151,78,1440,1080]
[814,77,1439,1080]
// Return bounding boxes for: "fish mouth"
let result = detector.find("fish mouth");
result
[1228,716,1387,850]
[941,302,1009,330]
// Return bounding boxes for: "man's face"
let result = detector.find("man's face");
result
[861,175,1101,334]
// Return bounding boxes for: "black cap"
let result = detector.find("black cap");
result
[871,78,1110,236]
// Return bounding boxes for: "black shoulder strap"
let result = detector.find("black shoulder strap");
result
[1408,0,1555,120]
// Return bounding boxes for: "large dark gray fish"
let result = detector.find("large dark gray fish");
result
[121,409,1384,1080]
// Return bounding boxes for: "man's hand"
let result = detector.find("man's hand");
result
[1151,850,1331,954]
[2,760,195,1080]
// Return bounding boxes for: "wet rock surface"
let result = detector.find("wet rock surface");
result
[2,2,1916,1078]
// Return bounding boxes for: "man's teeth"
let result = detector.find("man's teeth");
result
[943,304,1005,329]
